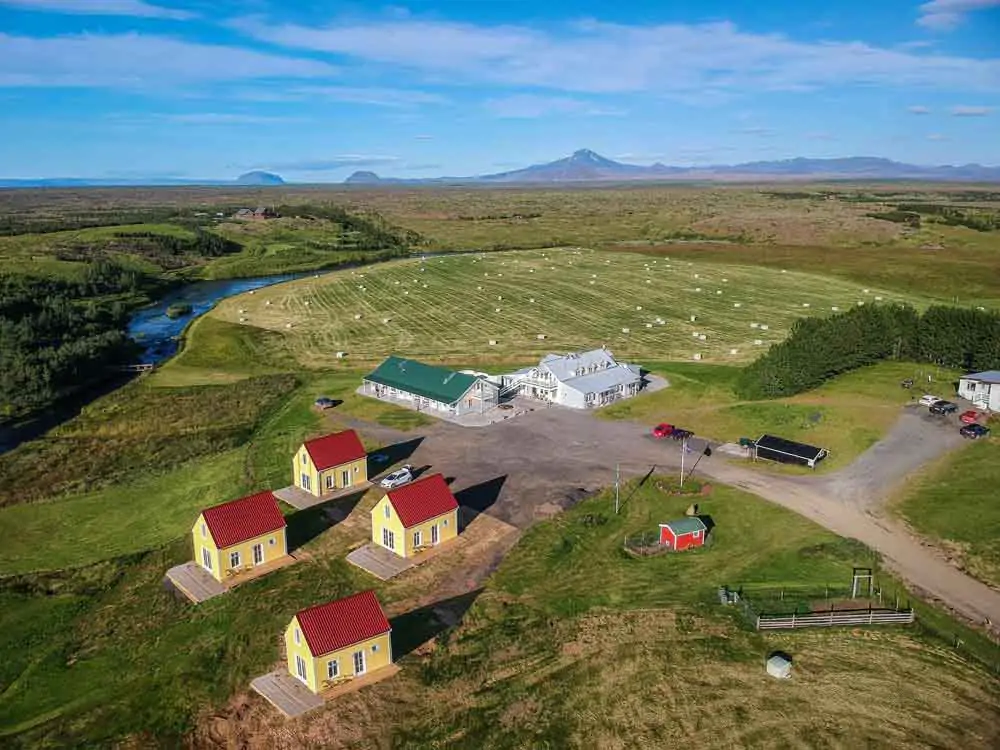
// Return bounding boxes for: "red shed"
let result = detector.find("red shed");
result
[659,517,708,551]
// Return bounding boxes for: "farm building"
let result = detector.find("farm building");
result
[362,356,500,417]
[753,434,828,469]
[500,348,643,409]
[285,590,392,694]
[292,430,367,498]
[659,517,708,551]
[958,371,1000,411]
[371,473,459,558]
[192,491,287,582]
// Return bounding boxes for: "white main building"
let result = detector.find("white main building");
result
[500,348,643,409]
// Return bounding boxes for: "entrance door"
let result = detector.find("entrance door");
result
[201,547,213,572]
[301,473,311,491]
[342,469,351,487]
[252,543,264,566]
[295,654,308,683]
[382,527,395,551]
[431,524,439,545]
[352,649,366,676]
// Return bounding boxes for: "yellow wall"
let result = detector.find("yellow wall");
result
[370,495,459,558]
[191,515,287,583]
[284,616,393,694]
[292,445,367,498]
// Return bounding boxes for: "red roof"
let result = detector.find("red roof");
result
[304,430,366,471]
[295,590,390,657]
[386,473,459,528]
[201,491,286,549]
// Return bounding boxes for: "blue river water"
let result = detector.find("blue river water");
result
[127,273,304,364]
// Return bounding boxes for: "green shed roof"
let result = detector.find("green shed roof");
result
[364,356,480,405]
[660,516,707,535]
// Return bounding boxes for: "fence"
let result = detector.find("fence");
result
[720,584,914,631]
[755,608,915,630]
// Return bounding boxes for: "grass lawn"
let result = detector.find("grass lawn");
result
[602,361,958,471]
[209,248,936,370]
[893,437,1000,589]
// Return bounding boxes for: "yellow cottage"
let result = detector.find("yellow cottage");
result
[285,590,393,694]
[192,490,288,583]
[371,473,459,559]
[293,430,368,498]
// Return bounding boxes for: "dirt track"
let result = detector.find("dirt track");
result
[347,401,1000,631]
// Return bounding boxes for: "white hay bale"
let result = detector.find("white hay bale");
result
[383,317,391,324]
[354,314,362,320]
[780,269,786,274]
[864,288,870,293]
[694,273,700,278]
[605,260,611,264]
[497,295,503,300]
[249,290,255,295]
[394,281,400,285]
[529,268,534,273]
[692,332,699,337]
[733,302,742,308]
[495,308,502,313]
[690,315,697,322]
[537,334,546,340]
[761,324,769,330]
[336,351,346,359]
[693,353,702,360]
[875,296,883,301]
[857,301,865,306]
[305,301,310,306]
[485,273,489,277]
[592,274,598,278]
[423,284,428,288]
[699,334,707,341]
[265,300,272,306]
[751,322,759,328]
[722,278,728,282]
[489,339,497,346]
[695,287,702,292]
[636,305,643,311]
[589,280,595,285]
[646,323,653,328]
[802,303,810,308]
[529,297,535,303]
[621,327,630,334]
[646,279,652,284]
[404,291,409,295]
[239,317,246,323]
[754,339,764,345]
[498,273,503,277]
[238,308,246,314]
[285,322,291,328]
[717,290,723,295]
[730,348,738,355]
[477,286,483,290]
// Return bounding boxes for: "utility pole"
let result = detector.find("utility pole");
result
[680,438,687,488]
[614,463,620,514]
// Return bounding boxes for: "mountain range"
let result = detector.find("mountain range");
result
[0,171,284,188]
[346,149,1000,184]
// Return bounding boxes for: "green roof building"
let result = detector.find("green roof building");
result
[363,356,499,417]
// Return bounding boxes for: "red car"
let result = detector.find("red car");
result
[960,410,980,425]
[652,423,675,438]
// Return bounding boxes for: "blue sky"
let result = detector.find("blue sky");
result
[1,0,998,180]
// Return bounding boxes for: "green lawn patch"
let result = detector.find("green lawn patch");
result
[894,439,1000,589]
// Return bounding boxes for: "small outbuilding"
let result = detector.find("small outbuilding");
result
[285,590,392,694]
[193,491,287,582]
[766,652,792,679]
[659,517,708,551]
[293,430,368,498]
[958,370,1000,411]
[753,434,828,469]
[362,355,499,417]
[371,473,459,558]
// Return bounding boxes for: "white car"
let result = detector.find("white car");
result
[918,394,943,407]
[379,465,414,489]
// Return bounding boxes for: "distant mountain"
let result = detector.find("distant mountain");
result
[236,170,284,186]
[344,149,1000,184]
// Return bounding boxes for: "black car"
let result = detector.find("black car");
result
[929,400,958,415]
[960,424,991,439]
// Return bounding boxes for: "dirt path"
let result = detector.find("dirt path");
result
[364,402,999,631]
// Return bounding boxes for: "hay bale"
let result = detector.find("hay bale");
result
[495,307,502,313]
[285,322,292,328]
[730,348,738,355]
[265,300,272,306]
[336,351,346,359]
[589,280,595,285]
[699,334,707,341]
[239,317,247,323]
[690,315,697,322]
[537,334,546,340]
[754,339,764,345]
[383,317,392,324]
[621,327,630,334]
[497,295,503,301]
[750,322,759,328]
[733,302,742,308]
[831,306,839,311]
[693,353,702,360]
[488,339,497,346]
[646,323,653,328]
[636,305,643,310]
[695,287,702,292]
[238,308,246,314]
[760,324,769,330]
[646,279,652,284]
[802,303,810,308]
[529,297,535,303]
[354,314,362,320]
[875,295,883,301]
[717,290,723,295]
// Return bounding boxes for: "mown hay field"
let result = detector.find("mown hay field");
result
[211,248,931,368]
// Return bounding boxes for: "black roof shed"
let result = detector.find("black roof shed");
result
[753,434,828,468]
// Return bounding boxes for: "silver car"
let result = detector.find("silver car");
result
[379,465,414,489]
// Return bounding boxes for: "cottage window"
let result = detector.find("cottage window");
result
[301,453,307,466]
[229,551,241,569]
[383,503,390,519]
[354,466,359,473]
[327,659,339,679]
[326,475,335,490]
[372,643,380,653]
[269,537,276,546]
[200,523,206,538]
[443,519,449,527]
[413,530,422,548]
[294,628,301,645]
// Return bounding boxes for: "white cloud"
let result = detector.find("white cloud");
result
[0,0,192,19]
[950,105,993,116]
[413,134,434,140]
[161,113,305,124]
[484,94,624,118]
[908,105,932,114]
[0,33,336,88]
[917,0,1000,31]
[733,126,776,136]
[288,86,446,106]
[230,15,1000,95]
[927,133,951,140]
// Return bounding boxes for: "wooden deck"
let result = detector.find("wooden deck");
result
[250,670,325,718]
[346,543,414,580]
[223,554,297,590]
[274,482,371,511]
[164,562,226,604]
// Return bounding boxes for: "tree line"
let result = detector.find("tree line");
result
[736,303,1000,399]
[276,204,425,250]
[0,269,144,422]
[55,229,242,270]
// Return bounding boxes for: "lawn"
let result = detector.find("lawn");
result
[893,437,1000,589]
[209,248,935,370]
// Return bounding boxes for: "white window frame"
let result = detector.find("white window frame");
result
[413,530,422,548]
[382,527,395,550]
[326,474,335,490]
[431,524,439,545]
[327,659,339,679]
[383,503,391,519]
[443,518,449,528]
[201,547,213,571]
[229,551,241,569]
[252,542,264,565]
[372,643,379,653]
[301,453,307,466]
[342,469,351,487]
[200,523,207,538]
[353,649,366,675]
[294,627,301,645]
[301,473,311,491]
[295,654,308,683]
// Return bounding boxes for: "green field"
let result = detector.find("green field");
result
[894,437,1000,589]
[209,248,933,368]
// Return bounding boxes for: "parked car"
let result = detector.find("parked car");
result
[960,410,981,425]
[314,397,336,409]
[379,465,414,489]
[652,423,675,439]
[929,400,958,415]
[960,424,991,440]
[671,428,694,441]
[918,394,942,407]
